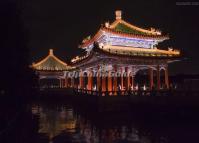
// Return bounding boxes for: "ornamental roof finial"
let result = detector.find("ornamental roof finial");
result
[115,10,122,20]
[105,22,110,28]
[49,49,54,55]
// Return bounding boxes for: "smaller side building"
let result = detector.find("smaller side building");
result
[31,49,74,88]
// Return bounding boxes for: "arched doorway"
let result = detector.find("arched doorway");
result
[134,68,148,90]
[83,72,88,89]
[160,68,165,89]
[92,71,97,91]
[128,72,134,90]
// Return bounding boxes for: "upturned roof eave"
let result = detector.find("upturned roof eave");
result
[31,49,73,71]
[71,46,181,65]
[80,28,169,48]
[109,19,162,35]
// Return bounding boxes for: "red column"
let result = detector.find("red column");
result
[127,75,130,90]
[62,79,64,88]
[113,66,118,95]
[121,68,123,91]
[131,75,134,90]
[65,77,68,88]
[108,71,112,93]
[149,68,154,90]
[165,66,169,89]
[125,67,130,90]
[97,72,101,91]
[157,65,160,90]
[87,71,93,90]
[102,72,106,92]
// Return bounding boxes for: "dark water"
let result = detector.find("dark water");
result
[1,97,198,143]
[13,101,196,143]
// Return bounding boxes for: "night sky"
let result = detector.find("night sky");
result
[21,0,199,74]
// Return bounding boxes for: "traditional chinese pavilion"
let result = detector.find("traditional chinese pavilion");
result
[70,10,180,94]
[31,49,74,88]
[32,10,181,95]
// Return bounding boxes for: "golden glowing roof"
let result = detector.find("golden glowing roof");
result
[109,11,162,36]
[31,49,74,71]
[71,44,181,64]
[101,45,180,57]
[80,10,168,48]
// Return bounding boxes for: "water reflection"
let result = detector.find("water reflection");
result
[31,104,154,143]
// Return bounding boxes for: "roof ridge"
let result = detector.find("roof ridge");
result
[102,27,168,39]
[110,19,161,35]
[80,27,169,48]
[32,54,51,67]
[32,49,68,68]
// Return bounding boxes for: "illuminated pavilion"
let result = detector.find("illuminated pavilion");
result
[32,10,181,95]
[71,10,180,94]
[31,49,74,88]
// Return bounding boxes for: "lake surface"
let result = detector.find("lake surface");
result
[19,101,198,143]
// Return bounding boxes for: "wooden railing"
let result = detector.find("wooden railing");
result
[37,87,199,97]
[73,89,172,96]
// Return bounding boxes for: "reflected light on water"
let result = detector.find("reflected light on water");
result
[31,104,153,143]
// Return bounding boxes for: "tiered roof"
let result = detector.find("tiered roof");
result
[31,49,74,71]
[80,10,169,48]
[72,10,180,64]
[71,43,180,64]
[100,45,180,57]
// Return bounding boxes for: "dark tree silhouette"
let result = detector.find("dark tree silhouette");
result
[0,0,37,96]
